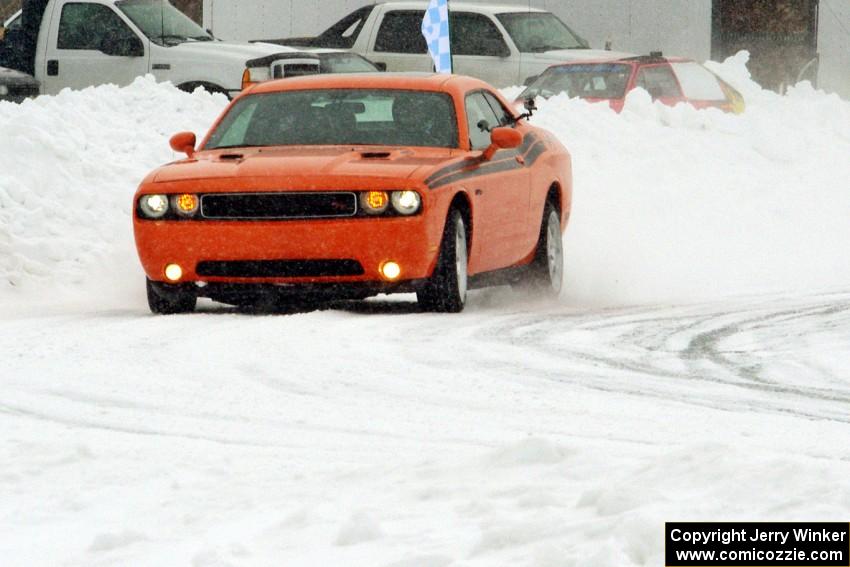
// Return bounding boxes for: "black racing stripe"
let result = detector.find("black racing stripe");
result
[426,154,516,189]
[429,158,523,190]
[425,132,539,185]
[524,141,547,167]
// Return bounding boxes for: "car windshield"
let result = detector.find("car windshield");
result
[521,64,631,100]
[117,0,212,45]
[497,12,588,52]
[322,54,378,73]
[205,89,459,150]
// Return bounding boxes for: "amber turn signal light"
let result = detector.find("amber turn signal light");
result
[360,191,390,215]
[174,194,199,217]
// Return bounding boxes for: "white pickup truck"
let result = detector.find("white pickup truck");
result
[0,0,344,97]
[270,1,632,88]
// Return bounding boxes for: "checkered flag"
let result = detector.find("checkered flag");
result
[421,0,452,74]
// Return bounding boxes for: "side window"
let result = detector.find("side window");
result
[635,65,682,99]
[374,11,427,54]
[58,3,137,51]
[317,6,374,48]
[482,91,512,127]
[465,92,501,150]
[450,12,508,57]
[670,62,727,101]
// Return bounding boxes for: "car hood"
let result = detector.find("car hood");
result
[166,40,298,62]
[152,147,461,187]
[528,48,634,62]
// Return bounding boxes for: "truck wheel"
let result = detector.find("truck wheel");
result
[146,279,197,315]
[417,209,468,313]
[523,202,564,297]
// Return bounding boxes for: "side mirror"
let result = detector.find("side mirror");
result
[374,62,387,72]
[482,127,522,161]
[170,132,196,158]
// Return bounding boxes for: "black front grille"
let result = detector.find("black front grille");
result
[201,192,357,220]
[196,260,365,278]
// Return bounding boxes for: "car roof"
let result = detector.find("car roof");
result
[544,55,695,69]
[375,1,546,14]
[247,72,492,95]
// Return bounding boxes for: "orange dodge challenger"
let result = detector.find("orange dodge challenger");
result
[133,73,572,314]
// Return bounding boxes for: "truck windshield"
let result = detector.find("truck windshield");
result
[206,89,458,150]
[497,13,588,52]
[117,0,212,45]
[521,64,631,100]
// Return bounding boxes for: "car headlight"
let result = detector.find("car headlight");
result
[172,193,199,217]
[139,194,170,219]
[0,85,8,96]
[360,191,390,215]
[391,191,422,215]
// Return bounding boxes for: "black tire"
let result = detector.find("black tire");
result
[523,202,564,297]
[146,279,197,315]
[417,209,468,313]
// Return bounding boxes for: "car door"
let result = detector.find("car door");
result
[464,91,530,273]
[366,10,432,73]
[41,1,148,95]
[450,12,519,88]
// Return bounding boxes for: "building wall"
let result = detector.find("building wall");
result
[818,0,850,97]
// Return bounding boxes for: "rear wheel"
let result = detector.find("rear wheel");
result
[524,202,564,297]
[417,209,468,313]
[146,279,197,315]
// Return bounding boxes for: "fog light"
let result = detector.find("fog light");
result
[164,264,183,282]
[380,261,401,281]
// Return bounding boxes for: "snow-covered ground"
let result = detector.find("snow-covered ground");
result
[2,54,850,566]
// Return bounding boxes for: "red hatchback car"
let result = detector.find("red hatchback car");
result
[519,55,745,113]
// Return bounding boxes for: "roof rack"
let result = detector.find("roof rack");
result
[619,52,667,63]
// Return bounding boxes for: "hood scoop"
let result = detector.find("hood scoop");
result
[360,151,393,160]
[218,153,245,161]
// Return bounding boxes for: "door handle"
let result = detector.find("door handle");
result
[515,156,525,165]
[47,60,59,76]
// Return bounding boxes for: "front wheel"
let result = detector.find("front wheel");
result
[417,209,468,313]
[146,279,197,315]
[524,203,564,297]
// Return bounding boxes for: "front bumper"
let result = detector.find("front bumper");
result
[134,214,441,288]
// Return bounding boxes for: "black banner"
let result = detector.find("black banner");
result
[666,523,850,567]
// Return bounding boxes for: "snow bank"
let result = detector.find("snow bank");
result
[2,56,850,308]
[540,51,850,305]
[0,76,227,306]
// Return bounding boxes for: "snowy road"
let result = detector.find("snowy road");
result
[4,290,850,566]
